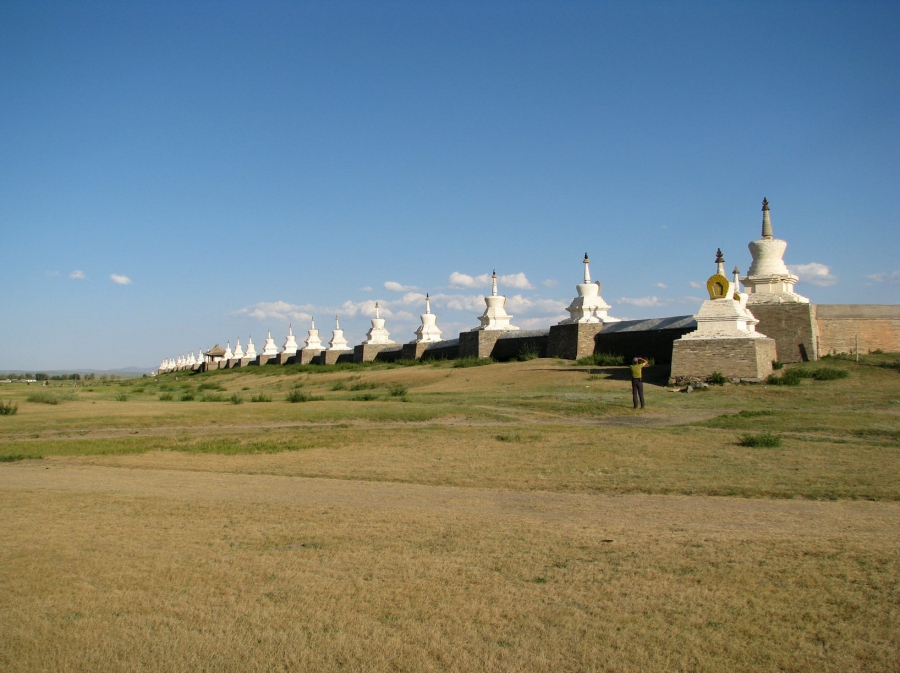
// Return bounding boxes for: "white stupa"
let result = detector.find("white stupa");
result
[232,338,244,359]
[412,294,443,343]
[681,249,765,340]
[262,330,278,356]
[362,303,396,345]
[223,342,234,360]
[472,270,519,331]
[282,324,299,355]
[328,316,351,350]
[741,198,809,304]
[187,352,196,366]
[245,336,257,359]
[304,317,324,351]
[558,253,620,324]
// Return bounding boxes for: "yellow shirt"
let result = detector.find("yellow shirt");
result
[630,363,644,379]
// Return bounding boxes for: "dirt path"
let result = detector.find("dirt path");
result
[2,459,896,540]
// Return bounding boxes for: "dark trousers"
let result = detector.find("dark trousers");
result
[631,378,645,408]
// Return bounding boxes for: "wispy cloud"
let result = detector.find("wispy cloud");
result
[46,270,60,277]
[789,263,836,287]
[384,281,417,292]
[653,282,668,289]
[866,270,900,284]
[542,279,559,288]
[70,270,85,279]
[688,281,703,289]
[110,274,131,285]
[449,271,534,289]
[360,286,373,292]
[618,295,703,307]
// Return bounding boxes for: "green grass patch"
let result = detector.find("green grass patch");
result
[575,353,625,366]
[0,453,40,462]
[453,357,494,368]
[738,432,783,448]
[351,393,379,401]
[286,390,323,403]
[26,391,76,405]
[201,393,225,402]
[708,371,727,385]
[349,381,377,391]
[811,367,850,381]
[387,383,409,397]
[198,381,225,391]
[251,393,272,402]
[229,393,244,405]
[159,392,174,401]
[114,393,128,402]
[180,392,195,401]
[0,400,18,415]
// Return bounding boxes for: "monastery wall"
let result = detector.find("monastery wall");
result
[815,305,900,355]
[749,303,818,363]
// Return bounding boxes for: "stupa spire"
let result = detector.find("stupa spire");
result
[425,293,431,314]
[491,270,498,297]
[761,198,773,238]
[559,252,619,325]
[715,248,726,276]
[474,269,518,331]
[375,302,380,319]
[583,253,591,283]
[413,293,442,343]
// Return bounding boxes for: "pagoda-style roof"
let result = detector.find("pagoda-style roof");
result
[205,344,226,357]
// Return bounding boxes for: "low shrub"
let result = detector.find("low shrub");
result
[453,357,494,368]
[0,454,39,462]
[114,393,128,402]
[708,371,727,385]
[767,369,804,386]
[351,393,379,401]
[495,433,522,442]
[27,391,75,405]
[772,360,784,370]
[575,353,625,367]
[180,392,195,401]
[739,432,783,448]
[387,383,409,397]
[158,392,174,401]
[0,400,18,415]
[229,394,244,405]
[331,381,346,391]
[286,390,323,403]
[201,393,225,402]
[811,367,849,381]
[198,381,225,391]
[516,344,540,361]
[349,381,377,391]
[251,393,271,402]
[736,410,775,418]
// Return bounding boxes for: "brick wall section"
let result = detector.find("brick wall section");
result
[594,328,694,365]
[547,323,603,360]
[323,350,354,365]
[298,349,323,364]
[815,305,900,355]
[492,330,549,361]
[458,331,503,359]
[400,340,459,361]
[748,303,818,363]
[353,344,403,363]
[670,338,776,380]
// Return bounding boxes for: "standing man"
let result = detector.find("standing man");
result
[630,357,648,409]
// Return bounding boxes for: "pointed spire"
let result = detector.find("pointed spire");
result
[335,315,340,329]
[311,316,315,330]
[425,293,431,314]
[288,323,293,335]
[375,302,380,319]
[491,270,498,297]
[733,265,742,292]
[715,248,726,276]
[583,252,592,283]
[761,197,773,238]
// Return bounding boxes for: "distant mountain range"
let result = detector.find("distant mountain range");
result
[0,367,154,377]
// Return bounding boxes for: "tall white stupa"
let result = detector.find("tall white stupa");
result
[558,253,620,324]
[262,330,278,356]
[232,338,244,359]
[741,198,809,304]
[328,316,351,351]
[244,336,257,359]
[362,303,396,345]
[472,271,519,331]
[304,318,323,351]
[223,342,234,360]
[412,294,443,343]
[282,324,299,355]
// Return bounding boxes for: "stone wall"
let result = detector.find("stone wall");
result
[670,337,776,381]
[459,330,548,361]
[547,323,603,360]
[749,303,818,363]
[594,316,696,365]
[401,339,459,361]
[815,305,900,355]
[353,344,403,363]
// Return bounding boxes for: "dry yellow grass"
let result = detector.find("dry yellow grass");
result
[1,356,899,671]
[1,462,898,672]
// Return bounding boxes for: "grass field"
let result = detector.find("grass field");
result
[1,354,899,671]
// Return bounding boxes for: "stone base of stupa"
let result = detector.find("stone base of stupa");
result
[459,330,506,359]
[274,352,295,365]
[354,343,402,363]
[547,322,604,360]
[744,302,817,363]
[670,337,776,383]
[256,354,275,366]
[323,349,353,365]
[298,348,324,365]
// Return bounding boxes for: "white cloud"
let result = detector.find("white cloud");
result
[448,271,534,290]
[789,263,836,287]
[384,281,417,292]
[543,279,559,288]
[360,286,373,292]
[506,295,565,315]
[618,295,704,307]
[688,281,703,289]
[110,274,131,285]
[70,270,85,279]
[654,282,668,289]
[866,270,900,284]
[234,301,315,322]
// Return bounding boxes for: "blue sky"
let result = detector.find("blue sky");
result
[1,1,897,371]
